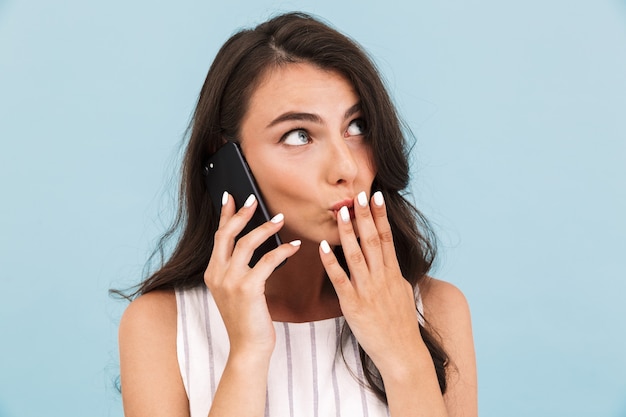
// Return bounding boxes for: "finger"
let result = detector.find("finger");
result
[319,240,355,303]
[335,205,370,281]
[353,191,385,273]
[370,191,400,269]
[212,193,258,262]
[250,240,302,279]
[230,211,286,267]
[217,191,236,226]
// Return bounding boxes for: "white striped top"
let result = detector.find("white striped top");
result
[176,285,424,417]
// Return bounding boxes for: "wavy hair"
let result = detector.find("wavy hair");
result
[124,12,448,401]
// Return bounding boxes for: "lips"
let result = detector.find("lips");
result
[330,199,355,220]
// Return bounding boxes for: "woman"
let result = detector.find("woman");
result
[118,12,477,417]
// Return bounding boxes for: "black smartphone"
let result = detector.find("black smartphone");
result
[203,141,283,268]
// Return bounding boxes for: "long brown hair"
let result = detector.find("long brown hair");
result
[126,11,448,401]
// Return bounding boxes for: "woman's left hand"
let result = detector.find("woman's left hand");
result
[319,191,426,375]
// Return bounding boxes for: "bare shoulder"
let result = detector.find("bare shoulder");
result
[118,288,179,378]
[119,289,188,416]
[419,277,478,417]
[120,289,177,333]
[419,276,471,325]
[418,276,474,363]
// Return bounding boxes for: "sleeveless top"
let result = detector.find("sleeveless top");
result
[175,284,424,417]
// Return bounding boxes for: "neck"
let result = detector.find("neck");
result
[265,239,341,323]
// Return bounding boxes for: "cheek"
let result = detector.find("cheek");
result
[356,146,377,183]
[252,163,309,211]
[251,151,319,193]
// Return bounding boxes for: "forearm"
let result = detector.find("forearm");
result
[208,352,271,417]
[382,345,448,417]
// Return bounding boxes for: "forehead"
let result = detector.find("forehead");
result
[245,63,359,119]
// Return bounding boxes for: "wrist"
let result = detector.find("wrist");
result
[376,342,435,384]
[227,345,273,371]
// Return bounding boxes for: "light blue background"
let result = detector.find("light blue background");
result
[1,1,625,416]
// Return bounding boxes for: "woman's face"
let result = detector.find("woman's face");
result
[238,62,376,245]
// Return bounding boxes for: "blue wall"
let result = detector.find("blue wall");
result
[1,1,625,416]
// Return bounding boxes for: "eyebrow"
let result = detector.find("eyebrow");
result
[266,102,362,128]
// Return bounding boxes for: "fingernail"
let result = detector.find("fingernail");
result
[357,191,368,207]
[339,206,350,223]
[270,213,284,223]
[244,194,256,208]
[290,240,302,247]
[221,191,229,206]
[373,191,384,207]
[320,240,331,254]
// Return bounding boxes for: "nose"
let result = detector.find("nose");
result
[325,137,358,185]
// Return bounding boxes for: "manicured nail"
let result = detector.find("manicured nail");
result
[320,240,331,254]
[339,206,350,223]
[221,191,229,206]
[373,191,384,207]
[290,240,302,247]
[244,194,256,208]
[357,191,368,207]
[270,213,284,223]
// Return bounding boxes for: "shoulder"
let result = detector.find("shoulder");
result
[120,289,178,338]
[119,289,190,415]
[419,277,478,415]
[419,276,468,309]
[419,276,471,327]
[118,289,179,365]
[418,277,474,367]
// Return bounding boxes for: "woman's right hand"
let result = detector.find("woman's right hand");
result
[203,192,301,360]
